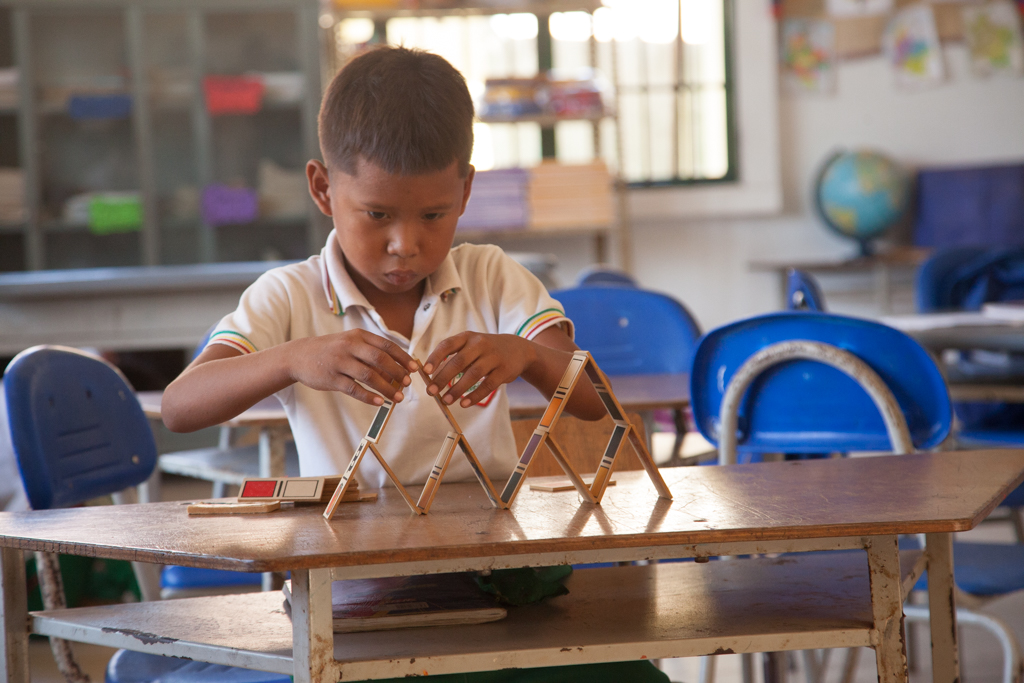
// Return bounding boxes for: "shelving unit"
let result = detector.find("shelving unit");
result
[326,1,632,272]
[0,0,325,272]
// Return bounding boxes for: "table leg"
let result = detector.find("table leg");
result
[291,567,336,683]
[258,427,288,478]
[866,535,908,683]
[259,427,289,591]
[0,547,29,683]
[925,532,960,683]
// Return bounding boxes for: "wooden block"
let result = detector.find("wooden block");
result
[239,475,354,503]
[529,474,617,493]
[295,490,376,505]
[187,501,281,515]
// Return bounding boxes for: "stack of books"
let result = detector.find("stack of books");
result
[528,161,614,231]
[0,169,25,224]
[458,167,529,233]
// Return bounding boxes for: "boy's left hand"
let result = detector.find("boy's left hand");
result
[422,332,536,408]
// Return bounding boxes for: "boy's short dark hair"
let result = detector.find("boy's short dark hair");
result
[319,46,475,177]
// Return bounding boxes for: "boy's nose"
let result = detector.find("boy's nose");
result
[386,224,419,259]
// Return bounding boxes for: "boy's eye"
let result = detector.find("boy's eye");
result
[367,211,387,220]
[423,213,445,221]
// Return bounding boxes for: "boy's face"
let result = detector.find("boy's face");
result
[307,156,474,300]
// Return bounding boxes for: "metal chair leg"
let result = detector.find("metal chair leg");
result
[699,655,716,683]
[904,604,1023,683]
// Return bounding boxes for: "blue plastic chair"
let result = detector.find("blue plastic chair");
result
[785,268,826,312]
[552,286,701,465]
[575,264,639,288]
[2,346,288,683]
[690,312,1021,683]
[916,246,1024,537]
[552,286,700,375]
[690,312,950,458]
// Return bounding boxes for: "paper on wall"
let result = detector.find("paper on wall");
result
[963,0,1024,77]
[781,19,838,94]
[882,4,945,88]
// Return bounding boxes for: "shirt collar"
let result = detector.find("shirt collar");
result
[319,230,463,315]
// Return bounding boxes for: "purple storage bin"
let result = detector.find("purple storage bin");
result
[459,168,529,232]
[201,185,259,227]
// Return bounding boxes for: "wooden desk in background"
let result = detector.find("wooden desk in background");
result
[751,247,929,315]
[884,311,1024,403]
[2,451,1022,683]
[0,261,293,356]
[137,373,691,480]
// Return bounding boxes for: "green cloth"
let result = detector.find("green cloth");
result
[364,661,671,683]
[474,565,573,606]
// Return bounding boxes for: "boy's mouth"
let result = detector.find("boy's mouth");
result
[383,269,418,287]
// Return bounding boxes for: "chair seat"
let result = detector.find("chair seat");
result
[106,649,291,683]
[160,566,262,590]
[911,542,1024,597]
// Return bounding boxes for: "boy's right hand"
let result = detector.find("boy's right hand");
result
[290,330,418,406]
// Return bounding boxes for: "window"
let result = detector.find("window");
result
[326,0,734,186]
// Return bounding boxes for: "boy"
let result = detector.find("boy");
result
[162,46,605,489]
[164,46,670,683]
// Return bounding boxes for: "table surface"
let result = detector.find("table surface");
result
[1,451,1021,573]
[136,372,690,426]
[883,311,1024,352]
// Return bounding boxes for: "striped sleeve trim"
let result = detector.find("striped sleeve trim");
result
[208,330,258,355]
[515,308,572,340]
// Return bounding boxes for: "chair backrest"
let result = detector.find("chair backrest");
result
[575,265,639,288]
[916,246,1024,312]
[3,346,157,510]
[786,268,826,312]
[690,312,951,454]
[552,286,701,375]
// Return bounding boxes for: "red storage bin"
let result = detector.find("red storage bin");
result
[203,76,264,115]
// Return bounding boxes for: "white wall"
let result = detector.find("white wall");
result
[537,6,1024,333]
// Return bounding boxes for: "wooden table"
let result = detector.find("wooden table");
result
[2,451,1022,683]
[137,372,691,480]
[883,312,1024,403]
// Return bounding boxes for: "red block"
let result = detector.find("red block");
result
[240,480,278,498]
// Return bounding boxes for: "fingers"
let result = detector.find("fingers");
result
[443,355,499,406]
[334,375,390,406]
[422,333,467,377]
[363,332,419,380]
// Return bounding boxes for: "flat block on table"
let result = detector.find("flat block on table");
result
[29,551,921,681]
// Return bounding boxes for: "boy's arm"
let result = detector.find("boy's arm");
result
[161,330,419,432]
[422,326,605,421]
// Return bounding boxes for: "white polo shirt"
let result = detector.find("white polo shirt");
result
[208,231,572,489]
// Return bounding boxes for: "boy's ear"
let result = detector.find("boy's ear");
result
[306,160,333,217]
[459,165,475,216]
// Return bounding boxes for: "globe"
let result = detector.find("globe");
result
[814,150,910,256]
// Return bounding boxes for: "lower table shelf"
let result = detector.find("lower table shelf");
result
[31,549,923,680]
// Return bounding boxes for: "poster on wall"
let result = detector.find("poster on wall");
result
[781,19,837,94]
[882,4,945,88]
[962,1,1024,77]
[826,0,893,17]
